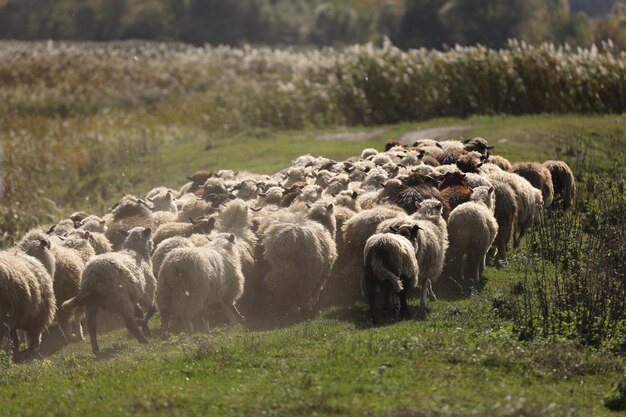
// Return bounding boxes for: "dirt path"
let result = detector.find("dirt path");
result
[317,128,385,141]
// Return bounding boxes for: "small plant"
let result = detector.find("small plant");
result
[605,375,626,411]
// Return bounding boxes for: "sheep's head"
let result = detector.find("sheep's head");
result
[469,186,495,209]
[439,171,467,190]
[414,199,444,221]
[390,224,421,242]
[111,195,152,219]
[187,171,212,186]
[120,227,153,260]
[456,151,484,173]
[384,140,404,152]
[147,191,175,212]
[190,217,216,234]
[17,229,55,276]
[463,137,494,155]
[306,201,336,235]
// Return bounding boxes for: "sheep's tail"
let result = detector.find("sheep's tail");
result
[366,250,403,292]
[60,289,92,314]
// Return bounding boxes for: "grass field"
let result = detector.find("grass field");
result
[0,113,625,416]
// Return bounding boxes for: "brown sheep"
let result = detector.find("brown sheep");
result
[510,162,554,208]
[543,160,576,210]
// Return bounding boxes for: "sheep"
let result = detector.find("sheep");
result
[480,164,543,248]
[178,171,212,196]
[334,205,404,303]
[487,154,512,171]
[438,172,472,211]
[59,227,155,357]
[487,179,518,267]
[231,179,261,200]
[361,148,379,159]
[363,225,420,323]
[0,232,56,362]
[463,137,494,156]
[47,219,76,237]
[374,198,449,309]
[152,217,216,247]
[176,193,213,222]
[105,195,154,250]
[78,215,107,233]
[157,233,244,335]
[47,241,86,342]
[444,187,498,285]
[259,201,337,315]
[511,162,554,208]
[437,140,465,164]
[215,199,258,281]
[59,230,96,264]
[393,172,450,218]
[543,160,576,210]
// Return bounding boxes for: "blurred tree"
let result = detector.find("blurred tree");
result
[123,2,169,39]
[554,12,595,46]
[309,2,360,46]
[570,0,617,16]
[397,0,448,49]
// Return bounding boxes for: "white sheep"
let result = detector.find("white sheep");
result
[157,233,244,334]
[59,227,155,357]
[259,201,337,315]
[0,232,56,362]
[444,186,498,284]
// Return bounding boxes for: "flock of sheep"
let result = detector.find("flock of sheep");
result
[0,136,576,360]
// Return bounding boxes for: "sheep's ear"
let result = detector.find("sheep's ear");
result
[461,173,466,179]
[411,225,421,237]
[227,234,236,243]
[40,239,50,249]
[415,201,421,209]
[189,216,196,225]
[351,191,358,199]
[47,224,56,234]
[411,141,419,147]
[418,150,426,159]
[118,230,129,238]
[486,145,494,150]
[435,202,443,210]
[146,196,153,202]
[461,137,471,144]
[436,142,443,149]
[258,192,267,197]
[455,161,462,169]
[143,228,152,238]
[425,176,439,187]
[326,203,334,211]
[468,187,474,193]
[488,186,494,194]
[111,202,120,210]
[305,203,312,209]
[84,231,91,240]
[364,167,371,173]
[165,191,172,200]
[330,193,336,198]
[390,226,398,233]
[207,217,216,228]
[73,220,81,229]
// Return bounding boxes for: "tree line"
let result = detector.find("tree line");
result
[0,0,625,49]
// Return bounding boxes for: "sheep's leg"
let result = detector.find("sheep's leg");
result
[364,278,377,324]
[87,305,101,358]
[134,303,151,337]
[182,317,194,334]
[56,307,74,343]
[467,251,482,285]
[160,310,171,339]
[143,305,157,327]
[74,308,85,341]
[496,240,508,268]
[10,329,20,357]
[398,288,408,320]
[420,283,429,312]
[122,304,148,345]
[232,304,245,322]
[220,302,239,325]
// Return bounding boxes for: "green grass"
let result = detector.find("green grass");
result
[1,268,622,417]
[1,114,625,416]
